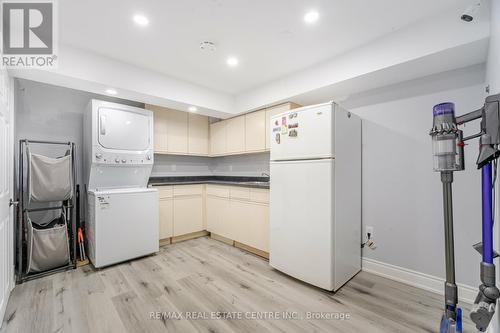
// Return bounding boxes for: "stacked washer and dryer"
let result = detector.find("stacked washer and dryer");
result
[83,100,159,268]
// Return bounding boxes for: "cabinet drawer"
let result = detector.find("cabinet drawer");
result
[173,184,203,197]
[206,185,230,198]
[156,186,173,199]
[230,187,250,200]
[250,188,269,203]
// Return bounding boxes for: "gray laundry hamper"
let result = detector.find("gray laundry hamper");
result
[16,139,77,283]
[26,210,70,273]
[28,152,73,203]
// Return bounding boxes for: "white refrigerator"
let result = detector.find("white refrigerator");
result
[269,102,361,291]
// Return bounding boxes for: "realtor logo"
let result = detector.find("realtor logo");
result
[1,0,57,68]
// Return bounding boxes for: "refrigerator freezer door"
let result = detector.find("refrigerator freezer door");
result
[270,159,335,290]
[88,188,159,268]
[270,103,334,161]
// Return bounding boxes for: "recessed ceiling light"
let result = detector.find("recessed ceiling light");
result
[226,56,239,67]
[133,14,149,26]
[188,106,198,112]
[304,10,319,24]
[106,89,117,95]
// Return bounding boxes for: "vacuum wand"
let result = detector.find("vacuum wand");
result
[430,103,463,332]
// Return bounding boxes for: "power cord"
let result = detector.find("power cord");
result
[361,232,377,249]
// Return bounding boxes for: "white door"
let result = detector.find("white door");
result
[270,103,334,161]
[98,107,150,151]
[269,158,335,290]
[0,75,13,324]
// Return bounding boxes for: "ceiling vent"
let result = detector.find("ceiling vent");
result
[200,41,216,52]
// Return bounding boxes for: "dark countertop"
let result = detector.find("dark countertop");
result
[148,175,270,189]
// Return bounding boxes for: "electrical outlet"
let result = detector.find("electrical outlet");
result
[366,226,374,238]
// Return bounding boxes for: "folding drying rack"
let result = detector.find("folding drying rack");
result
[15,139,77,283]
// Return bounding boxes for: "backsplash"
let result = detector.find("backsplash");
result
[151,154,213,176]
[151,152,270,177]
[211,152,270,177]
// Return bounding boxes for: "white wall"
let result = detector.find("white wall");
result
[349,82,486,288]
[486,0,500,331]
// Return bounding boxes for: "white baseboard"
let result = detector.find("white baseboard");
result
[362,257,477,304]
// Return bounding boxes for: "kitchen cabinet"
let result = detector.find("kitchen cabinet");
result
[173,196,204,236]
[226,116,246,154]
[245,110,266,152]
[159,198,173,239]
[147,104,209,156]
[206,184,269,254]
[155,185,204,239]
[150,105,168,153]
[188,113,209,155]
[265,102,301,150]
[166,109,188,154]
[210,120,226,155]
[172,185,204,236]
[158,186,173,240]
[230,200,269,252]
[206,196,231,239]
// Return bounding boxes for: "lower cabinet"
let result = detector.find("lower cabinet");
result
[159,198,173,239]
[230,200,269,252]
[173,196,204,236]
[157,185,204,240]
[206,196,232,239]
[156,184,269,255]
[206,185,269,253]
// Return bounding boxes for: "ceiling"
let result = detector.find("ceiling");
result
[59,0,463,94]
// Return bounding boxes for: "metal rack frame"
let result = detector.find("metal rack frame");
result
[15,139,77,283]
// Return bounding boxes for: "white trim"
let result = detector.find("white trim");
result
[362,257,477,304]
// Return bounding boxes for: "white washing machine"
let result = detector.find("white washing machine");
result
[83,100,159,268]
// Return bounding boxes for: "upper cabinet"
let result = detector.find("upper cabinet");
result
[166,109,188,154]
[147,104,209,156]
[188,113,209,155]
[226,116,246,154]
[265,102,301,150]
[210,120,226,156]
[149,102,300,157]
[245,110,266,152]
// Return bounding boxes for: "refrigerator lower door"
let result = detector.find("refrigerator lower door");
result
[270,158,335,290]
[87,188,159,268]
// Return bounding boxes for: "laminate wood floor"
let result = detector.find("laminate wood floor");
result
[1,236,474,333]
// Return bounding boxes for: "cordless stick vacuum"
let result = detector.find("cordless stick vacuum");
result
[430,95,500,333]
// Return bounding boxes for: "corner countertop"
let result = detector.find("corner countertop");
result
[148,176,270,189]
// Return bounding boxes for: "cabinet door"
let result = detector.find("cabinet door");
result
[206,196,231,238]
[149,106,168,153]
[245,110,266,152]
[210,121,226,155]
[167,109,188,154]
[231,200,269,252]
[159,198,173,239]
[226,116,245,154]
[188,113,209,155]
[265,103,300,150]
[173,196,203,236]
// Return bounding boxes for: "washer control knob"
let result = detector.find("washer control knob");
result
[121,159,126,163]
[95,153,103,159]
[147,154,151,160]
[115,158,120,163]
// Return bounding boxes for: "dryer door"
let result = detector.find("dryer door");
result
[98,107,150,151]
